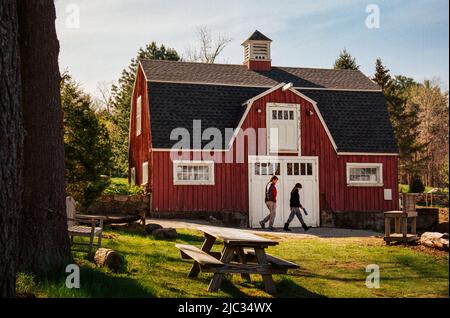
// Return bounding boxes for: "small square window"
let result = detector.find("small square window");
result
[284,111,289,120]
[272,110,277,120]
[278,110,283,120]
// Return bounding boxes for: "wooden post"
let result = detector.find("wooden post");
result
[208,246,236,292]
[189,234,216,277]
[237,248,251,282]
[254,247,277,294]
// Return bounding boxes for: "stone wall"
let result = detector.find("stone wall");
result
[83,195,150,217]
[321,208,439,232]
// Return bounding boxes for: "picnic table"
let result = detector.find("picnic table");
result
[176,226,299,293]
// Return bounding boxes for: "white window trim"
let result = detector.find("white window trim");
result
[346,163,383,187]
[173,160,215,186]
[130,167,136,186]
[266,103,301,156]
[136,95,142,136]
[142,161,149,185]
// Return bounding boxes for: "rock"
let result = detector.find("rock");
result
[145,223,163,234]
[152,228,166,239]
[420,232,450,251]
[94,248,124,273]
[163,227,178,239]
[208,216,223,226]
[421,232,444,241]
[152,227,178,239]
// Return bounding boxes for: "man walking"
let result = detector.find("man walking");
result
[284,183,312,232]
[259,176,278,231]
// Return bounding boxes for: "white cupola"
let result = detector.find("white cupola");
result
[242,30,272,71]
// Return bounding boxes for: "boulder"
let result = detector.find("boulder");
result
[94,248,124,273]
[152,227,178,239]
[208,216,223,226]
[420,232,449,251]
[145,223,163,235]
[163,227,178,239]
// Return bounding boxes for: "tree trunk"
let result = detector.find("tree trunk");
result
[0,0,23,297]
[16,0,72,274]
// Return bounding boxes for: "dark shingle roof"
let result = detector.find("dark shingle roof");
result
[148,82,266,149]
[245,30,272,42]
[147,82,397,153]
[300,90,398,153]
[140,60,381,91]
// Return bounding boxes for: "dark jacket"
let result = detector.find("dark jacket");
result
[290,188,303,208]
[265,182,277,203]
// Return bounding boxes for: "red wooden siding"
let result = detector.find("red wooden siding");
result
[128,65,151,187]
[138,85,399,214]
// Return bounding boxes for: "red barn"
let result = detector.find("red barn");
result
[129,30,399,228]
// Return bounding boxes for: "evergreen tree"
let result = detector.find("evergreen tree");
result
[385,76,427,180]
[62,73,112,207]
[372,58,392,90]
[333,49,359,70]
[108,42,180,176]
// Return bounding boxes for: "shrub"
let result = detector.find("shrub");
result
[409,175,425,193]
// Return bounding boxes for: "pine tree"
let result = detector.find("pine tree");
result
[62,73,113,207]
[372,58,392,90]
[108,42,180,176]
[384,76,427,180]
[333,49,359,70]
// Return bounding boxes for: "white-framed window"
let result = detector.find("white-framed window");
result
[173,160,214,185]
[346,163,383,186]
[130,167,136,185]
[136,95,142,136]
[267,103,300,154]
[142,161,149,185]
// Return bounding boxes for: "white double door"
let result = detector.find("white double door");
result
[249,156,319,228]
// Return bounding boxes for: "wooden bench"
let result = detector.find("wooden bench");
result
[176,244,224,272]
[244,249,299,270]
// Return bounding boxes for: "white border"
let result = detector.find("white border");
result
[346,162,383,187]
[172,160,215,186]
[142,161,149,185]
[266,103,301,155]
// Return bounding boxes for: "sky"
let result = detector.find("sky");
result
[55,0,449,98]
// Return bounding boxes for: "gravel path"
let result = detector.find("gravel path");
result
[145,218,382,239]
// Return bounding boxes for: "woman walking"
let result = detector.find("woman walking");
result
[284,183,312,232]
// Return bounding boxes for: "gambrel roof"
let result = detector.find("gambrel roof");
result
[140,60,381,91]
[141,60,397,153]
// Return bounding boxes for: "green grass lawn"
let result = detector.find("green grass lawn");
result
[18,227,449,298]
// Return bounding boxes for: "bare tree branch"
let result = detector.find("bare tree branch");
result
[183,26,232,63]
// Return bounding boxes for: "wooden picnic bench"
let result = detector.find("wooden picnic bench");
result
[176,226,299,293]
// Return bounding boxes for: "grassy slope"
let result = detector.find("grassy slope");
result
[21,228,449,298]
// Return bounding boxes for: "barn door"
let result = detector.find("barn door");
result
[249,156,319,228]
[282,160,319,227]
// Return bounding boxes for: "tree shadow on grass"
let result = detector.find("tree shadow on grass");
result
[275,278,326,298]
[41,265,154,298]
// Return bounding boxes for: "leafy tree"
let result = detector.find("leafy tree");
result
[408,79,449,187]
[62,73,112,207]
[373,60,427,182]
[409,175,425,193]
[108,42,180,176]
[333,49,359,70]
